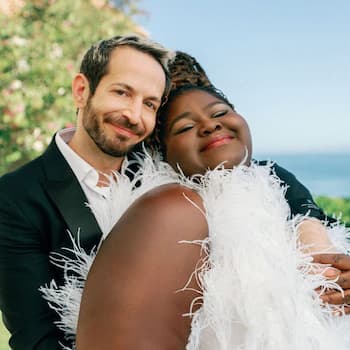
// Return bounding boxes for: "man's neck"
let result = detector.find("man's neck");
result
[68,131,124,174]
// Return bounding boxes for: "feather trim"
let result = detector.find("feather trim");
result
[40,152,350,349]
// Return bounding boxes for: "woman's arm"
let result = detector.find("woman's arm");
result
[76,183,208,350]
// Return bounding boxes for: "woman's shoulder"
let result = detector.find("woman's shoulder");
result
[113,183,208,244]
[133,183,204,215]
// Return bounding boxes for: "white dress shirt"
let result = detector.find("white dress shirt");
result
[55,128,116,235]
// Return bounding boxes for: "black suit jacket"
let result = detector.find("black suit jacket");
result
[258,160,334,222]
[0,139,331,350]
[0,138,102,349]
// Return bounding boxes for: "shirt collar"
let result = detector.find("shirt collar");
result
[55,127,99,185]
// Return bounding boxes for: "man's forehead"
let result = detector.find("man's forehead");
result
[108,45,162,70]
[103,49,166,97]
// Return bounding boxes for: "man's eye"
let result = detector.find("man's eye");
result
[145,101,157,111]
[212,110,228,118]
[114,90,128,96]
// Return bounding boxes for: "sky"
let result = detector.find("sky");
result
[135,0,350,156]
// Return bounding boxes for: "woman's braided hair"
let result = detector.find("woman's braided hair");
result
[168,51,212,90]
[150,51,234,156]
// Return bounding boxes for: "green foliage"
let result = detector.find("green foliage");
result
[0,314,9,350]
[0,0,141,174]
[316,196,350,227]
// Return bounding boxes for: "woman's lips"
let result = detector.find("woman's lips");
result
[201,135,234,151]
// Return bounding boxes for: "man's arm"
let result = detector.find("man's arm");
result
[312,254,350,314]
[0,191,63,349]
[271,163,350,311]
[297,218,338,254]
[271,163,337,223]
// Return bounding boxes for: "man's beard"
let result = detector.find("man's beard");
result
[82,99,137,157]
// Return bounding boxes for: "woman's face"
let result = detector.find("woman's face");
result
[162,89,252,176]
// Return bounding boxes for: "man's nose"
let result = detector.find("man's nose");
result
[199,119,222,136]
[124,98,143,125]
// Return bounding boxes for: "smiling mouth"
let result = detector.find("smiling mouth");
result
[106,122,137,138]
[201,136,234,151]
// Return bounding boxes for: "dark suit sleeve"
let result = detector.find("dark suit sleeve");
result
[271,163,336,224]
[0,189,63,349]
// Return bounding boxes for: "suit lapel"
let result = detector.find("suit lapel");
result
[41,137,102,243]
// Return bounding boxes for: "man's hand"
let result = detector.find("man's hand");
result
[313,253,350,314]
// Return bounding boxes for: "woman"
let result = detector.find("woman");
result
[43,54,349,349]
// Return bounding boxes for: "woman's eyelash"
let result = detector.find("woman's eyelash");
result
[172,109,230,134]
[176,125,193,134]
[212,110,228,118]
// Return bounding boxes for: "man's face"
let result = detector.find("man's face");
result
[81,46,166,157]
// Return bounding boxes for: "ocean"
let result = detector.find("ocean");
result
[254,153,350,198]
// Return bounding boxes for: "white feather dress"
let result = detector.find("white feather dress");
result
[41,154,350,350]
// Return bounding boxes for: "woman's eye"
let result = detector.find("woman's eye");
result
[212,110,228,118]
[175,125,194,134]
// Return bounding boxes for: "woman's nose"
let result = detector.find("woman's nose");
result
[198,119,222,136]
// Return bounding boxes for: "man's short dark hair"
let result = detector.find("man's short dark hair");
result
[79,34,173,101]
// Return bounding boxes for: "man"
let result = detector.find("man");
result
[0,34,172,349]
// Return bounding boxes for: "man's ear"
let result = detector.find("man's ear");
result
[72,73,90,108]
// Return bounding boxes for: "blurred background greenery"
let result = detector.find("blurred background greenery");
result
[0,0,143,174]
[0,320,9,350]
[316,196,350,226]
[0,0,349,349]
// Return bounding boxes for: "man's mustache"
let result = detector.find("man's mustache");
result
[104,115,144,135]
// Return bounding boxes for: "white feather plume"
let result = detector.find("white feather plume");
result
[40,152,350,349]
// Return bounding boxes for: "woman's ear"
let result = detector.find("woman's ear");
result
[72,73,90,108]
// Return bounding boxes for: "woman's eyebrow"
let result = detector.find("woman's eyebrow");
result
[204,101,226,110]
[167,111,192,131]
